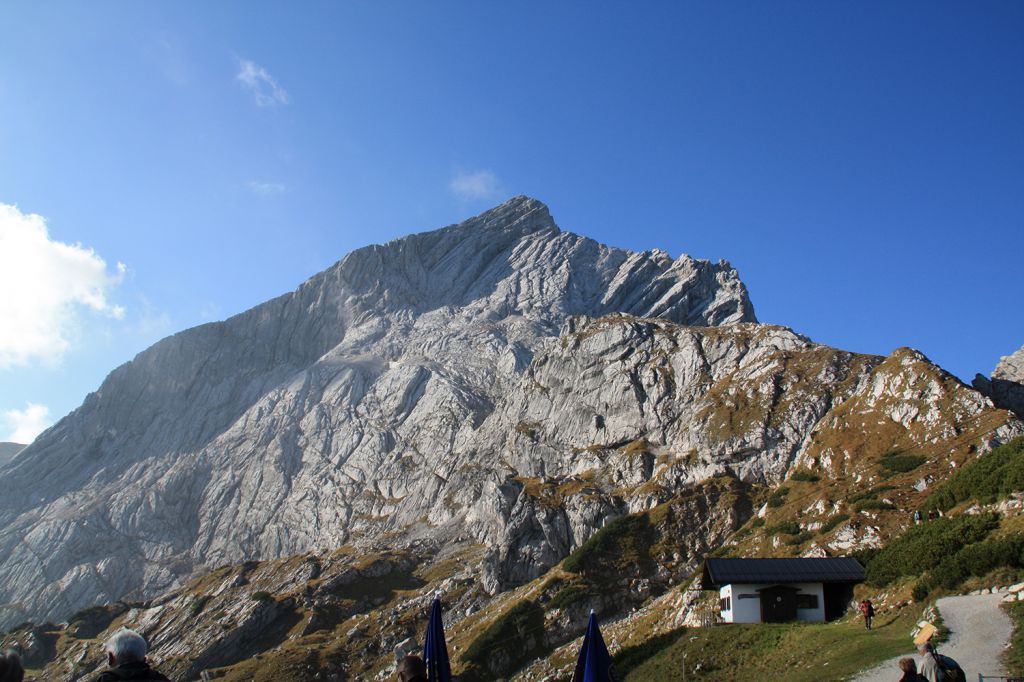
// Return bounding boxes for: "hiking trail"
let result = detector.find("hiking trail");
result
[851,591,1014,681]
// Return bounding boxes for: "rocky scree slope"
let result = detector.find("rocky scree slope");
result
[0,196,756,629]
[5,315,1022,681]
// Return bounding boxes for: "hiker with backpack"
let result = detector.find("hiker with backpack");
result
[860,599,875,629]
[916,642,966,682]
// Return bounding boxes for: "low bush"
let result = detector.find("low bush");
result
[819,514,850,534]
[190,595,213,616]
[790,471,820,482]
[750,518,765,528]
[563,513,652,577]
[766,487,790,508]
[462,600,546,677]
[785,532,814,546]
[929,535,1024,589]
[912,582,931,603]
[856,499,895,511]
[251,591,273,602]
[927,438,1024,511]
[864,513,999,586]
[547,584,594,611]
[849,485,895,504]
[767,521,801,536]
[880,453,926,474]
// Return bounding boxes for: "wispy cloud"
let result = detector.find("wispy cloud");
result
[247,180,287,195]
[154,37,190,87]
[0,204,125,369]
[3,402,51,443]
[236,59,289,106]
[450,169,501,201]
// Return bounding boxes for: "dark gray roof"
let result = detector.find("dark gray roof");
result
[701,557,865,589]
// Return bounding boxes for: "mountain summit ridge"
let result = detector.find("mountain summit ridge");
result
[0,197,756,627]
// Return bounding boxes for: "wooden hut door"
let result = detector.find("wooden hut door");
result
[759,585,798,623]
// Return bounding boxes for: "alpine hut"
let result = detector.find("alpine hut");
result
[700,557,865,624]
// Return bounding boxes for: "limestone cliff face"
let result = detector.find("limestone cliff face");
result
[0,197,757,628]
[974,344,1024,417]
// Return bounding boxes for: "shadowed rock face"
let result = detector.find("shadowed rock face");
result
[974,345,1024,418]
[0,196,758,628]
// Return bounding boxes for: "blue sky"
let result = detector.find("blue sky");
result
[1,2,1022,442]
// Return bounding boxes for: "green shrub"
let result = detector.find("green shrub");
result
[927,438,1024,511]
[785,532,814,546]
[563,514,652,576]
[767,521,801,536]
[912,582,931,602]
[819,514,850,534]
[880,453,926,474]
[864,513,999,586]
[790,471,820,482]
[766,487,790,508]
[190,595,213,616]
[849,485,895,503]
[751,518,765,528]
[251,591,273,602]
[856,499,895,511]
[462,600,546,676]
[547,584,594,611]
[929,535,1024,589]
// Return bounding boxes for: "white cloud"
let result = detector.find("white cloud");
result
[236,59,289,106]
[247,180,287,195]
[3,402,51,443]
[0,204,126,368]
[450,169,501,201]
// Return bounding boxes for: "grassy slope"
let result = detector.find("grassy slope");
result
[622,609,922,681]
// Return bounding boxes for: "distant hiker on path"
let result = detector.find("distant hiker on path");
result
[94,629,170,682]
[898,657,925,682]
[860,599,875,629]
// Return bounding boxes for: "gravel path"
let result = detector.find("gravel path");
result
[851,591,1014,681]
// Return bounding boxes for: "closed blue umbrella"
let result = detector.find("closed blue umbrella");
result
[423,596,452,682]
[572,611,617,682]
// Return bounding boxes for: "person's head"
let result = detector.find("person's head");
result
[899,657,918,673]
[104,628,148,666]
[917,642,935,655]
[0,650,24,682]
[396,654,427,682]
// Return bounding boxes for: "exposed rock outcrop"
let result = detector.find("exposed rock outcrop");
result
[975,344,1024,417]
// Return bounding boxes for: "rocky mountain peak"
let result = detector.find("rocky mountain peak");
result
[0,199,757,628]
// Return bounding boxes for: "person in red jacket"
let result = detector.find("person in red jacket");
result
[860,599,875,630]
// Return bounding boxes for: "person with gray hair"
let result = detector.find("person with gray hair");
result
[0,650,24,682]
[94,628,170,682]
